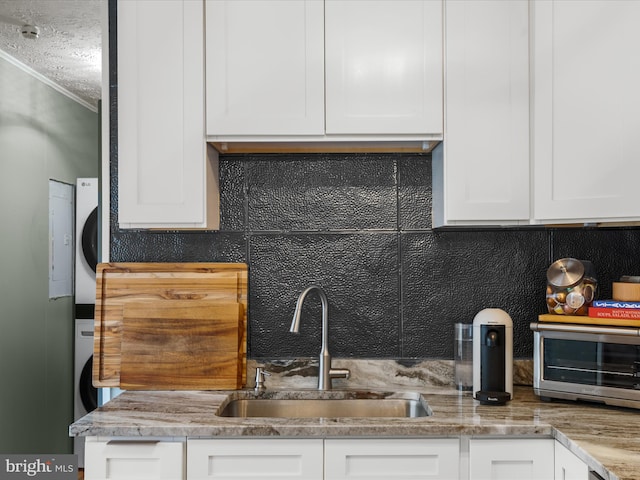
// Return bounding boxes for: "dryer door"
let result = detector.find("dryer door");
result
[79,355,98,413]
[81,206,98,273]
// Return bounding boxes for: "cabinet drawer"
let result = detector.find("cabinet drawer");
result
[187,438,323,480]
[84,439,185,480]
[469,438,554,480]
[324,438,460,480]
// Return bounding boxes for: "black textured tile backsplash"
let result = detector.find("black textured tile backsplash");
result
[246,154,398,231]
[401,230,548,358]
[219,157,246,232]
[398,154,432,230]
[248,233,400,358]
[111,231,247,264]
[110,152,640,360]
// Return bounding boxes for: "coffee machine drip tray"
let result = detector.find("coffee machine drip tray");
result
[475,390,512,405]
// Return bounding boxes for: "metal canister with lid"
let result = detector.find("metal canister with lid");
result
[546,258,597,315]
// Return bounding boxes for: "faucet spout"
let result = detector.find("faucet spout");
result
[290,285,349,390]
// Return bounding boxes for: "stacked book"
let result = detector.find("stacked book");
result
[588,300,640,320]
[587,279,640,321]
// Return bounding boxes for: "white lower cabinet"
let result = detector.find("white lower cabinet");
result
[469,438,555,480]
[187,438,323,480]
[187,438,458,480]
[324,438,460,480]
[84,437,185,480]
[83,436,592,480]
[555,442,589,480]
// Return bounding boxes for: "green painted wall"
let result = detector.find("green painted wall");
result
[0,56,99,453]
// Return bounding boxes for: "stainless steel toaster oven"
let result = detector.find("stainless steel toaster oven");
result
[531,322,640,409]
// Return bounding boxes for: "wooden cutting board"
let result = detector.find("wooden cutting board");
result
[120,301,241,390]
[93,262,248,389]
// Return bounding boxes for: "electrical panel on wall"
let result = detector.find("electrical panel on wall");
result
[49,179,74,299]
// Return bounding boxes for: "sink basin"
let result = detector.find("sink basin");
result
[217,391,431,418]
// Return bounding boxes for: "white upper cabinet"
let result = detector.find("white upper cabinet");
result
[325,0,443,136]
[205,0,443,143]
[205,0,324,136]
[532,0,640,223]
[433,0,530,227]
[117,0,219,229]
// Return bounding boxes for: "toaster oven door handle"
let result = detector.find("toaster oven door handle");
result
[530,322,640,337]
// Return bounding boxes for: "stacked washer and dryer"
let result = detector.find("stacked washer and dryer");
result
[74,178,99,466]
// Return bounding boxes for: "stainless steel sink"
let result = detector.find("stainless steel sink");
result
[217,391,431,418]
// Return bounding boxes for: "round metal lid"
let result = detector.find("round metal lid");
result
[547,258,585,288]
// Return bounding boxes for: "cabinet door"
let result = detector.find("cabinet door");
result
[187,438,323,480]
[435,0,529,226]
[324,438,460,480]
[118,0,212,229]
[205,0,324,136]
[85,439,185,480]
[555,442,589,480]
[469,438,554,480]
[325,0,443,135]
[532,0,640,223]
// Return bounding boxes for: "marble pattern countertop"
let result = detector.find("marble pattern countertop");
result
[70,360,640,480]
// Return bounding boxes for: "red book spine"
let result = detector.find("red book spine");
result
[588,307,640,319]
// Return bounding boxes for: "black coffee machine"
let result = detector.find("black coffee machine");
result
[472,308,513,405]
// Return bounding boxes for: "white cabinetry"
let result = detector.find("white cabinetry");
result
[117,0,219,229]
[469,438,554,480]
[555,442,589,480]
[324,438,460,480]
[82,436,595,480]
[324,0,442,136]
[433,0,530,227]
[205,0,324,136]
[84,437,185,480]
[205,0,442,144]
[187,438,458,480]
[187,438,323,480]
[532,0,640,224]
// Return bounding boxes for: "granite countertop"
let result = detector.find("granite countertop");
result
[70,385,640,480]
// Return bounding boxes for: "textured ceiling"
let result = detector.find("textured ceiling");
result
[0,0,102,109]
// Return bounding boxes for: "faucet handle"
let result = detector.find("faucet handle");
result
[330,368,350,381]
[254,367,271,392]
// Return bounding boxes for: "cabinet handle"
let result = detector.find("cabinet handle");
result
[106,440,161,445]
